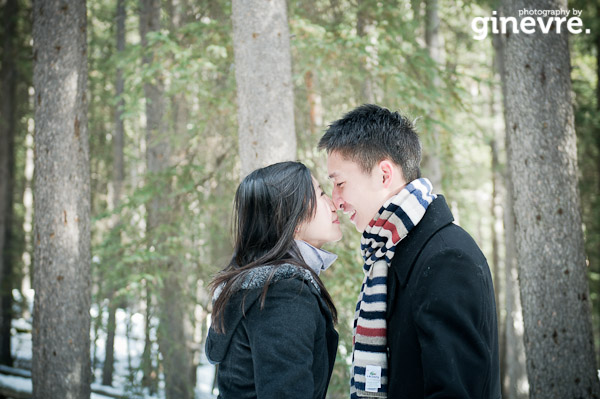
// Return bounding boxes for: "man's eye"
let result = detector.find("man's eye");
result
[336,182,344,188]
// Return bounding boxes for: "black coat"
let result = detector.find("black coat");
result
[205,265,338,399]
[386,195,501,398]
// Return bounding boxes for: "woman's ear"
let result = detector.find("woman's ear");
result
[294,225,303,240]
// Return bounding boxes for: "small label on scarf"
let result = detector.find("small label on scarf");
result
[365,365,382,392]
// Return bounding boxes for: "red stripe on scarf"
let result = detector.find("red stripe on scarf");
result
[356,325,387,337]
[370,218,401,243]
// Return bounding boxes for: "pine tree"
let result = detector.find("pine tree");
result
[502,0,600,396]
[32,0,91,397]
[232,0,297,177]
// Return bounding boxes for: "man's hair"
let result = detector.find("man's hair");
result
[318,104,422,182]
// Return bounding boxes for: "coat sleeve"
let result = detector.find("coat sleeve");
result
[413,248,497,398]
[245,278,321,399]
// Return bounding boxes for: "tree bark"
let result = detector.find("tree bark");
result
[140,0,194,397]
[596,30,600,112]
[140,285,157,394]
[422,0,443,192]
[304,70,323,136]
[102,0,126,387]
[0,0,18,367]
[357,0,376,104]
[32,0,91,398]
[490,138,502,344]
[232,0,296,177]
[492,17,529,398]
[139,0,162,391]
[101,301,117,386]
[502,0,600,397]
[503,175,529,398]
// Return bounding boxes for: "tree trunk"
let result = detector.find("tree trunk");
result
[113,0,126,209]
[139,0,163,392]
[32,0,91,398]
[101,301,117,386]
[422,0,443,192]
[0,0,18,367]
[232,0,296,177]
[102,0,126,386]
[596,31,600,112]
[141,284,157,394]
[140,0,194,397]
[304,70,323,136]
[502,0,600,397]
[490,138,502,347]
[357,0,376,104]
[492,18,528,398]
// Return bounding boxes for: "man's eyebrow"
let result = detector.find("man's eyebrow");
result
[328,172,339,180]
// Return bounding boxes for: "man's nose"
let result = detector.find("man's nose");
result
[332,186,344,210]
[325,194,337,212]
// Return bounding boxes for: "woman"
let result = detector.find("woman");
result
[206,161,342,399]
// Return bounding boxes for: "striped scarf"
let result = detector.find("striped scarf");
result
[351,178,436,398]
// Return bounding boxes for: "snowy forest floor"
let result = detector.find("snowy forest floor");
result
[0,289,217,399]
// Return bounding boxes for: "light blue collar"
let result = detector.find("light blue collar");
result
[295,240,338,276]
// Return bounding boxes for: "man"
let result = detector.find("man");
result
[319,104,501,398]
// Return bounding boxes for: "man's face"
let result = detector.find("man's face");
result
[326,151,390,232]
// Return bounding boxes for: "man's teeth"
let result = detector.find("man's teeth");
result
[343,209,356,217]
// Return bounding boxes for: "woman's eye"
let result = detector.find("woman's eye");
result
[336,182,344,188]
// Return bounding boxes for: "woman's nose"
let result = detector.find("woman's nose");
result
[325,194,337,211]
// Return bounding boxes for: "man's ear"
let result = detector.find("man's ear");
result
[378,160,394,189]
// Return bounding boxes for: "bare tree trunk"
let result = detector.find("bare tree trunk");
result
[421,0,443,192]
[356,0,376,104]
[140,0,194,397]
[102,0,126,386]
[32,0,91,398]
[593,18,600,372]
[503,175,529,398]
[304,71,323,136]
[488,37,505,396]
[101,302,117,386]
[113,0,126,211]
[139,0,162,392]
[232,0,296,177]
[597,31,600,113]
[502,0,600,397]
[0,0,18,367]
[492,16,528,398]
[490,139,502,342]
[141,285,157,394]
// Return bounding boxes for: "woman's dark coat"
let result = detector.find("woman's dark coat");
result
[205,265,338,399]
[386,195,502,398]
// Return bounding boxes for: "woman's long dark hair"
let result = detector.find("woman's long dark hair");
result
[209,161,338,333]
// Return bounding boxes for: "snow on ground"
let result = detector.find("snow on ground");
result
[3,289,217,399]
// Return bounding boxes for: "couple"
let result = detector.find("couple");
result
[206,104,501,399]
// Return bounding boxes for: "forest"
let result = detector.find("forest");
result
[0,0,599,398]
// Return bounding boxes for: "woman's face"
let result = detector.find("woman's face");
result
[295,176,342,248]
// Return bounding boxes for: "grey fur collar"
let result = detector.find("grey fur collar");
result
[214,264,320,301]
[240,264,320,292]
